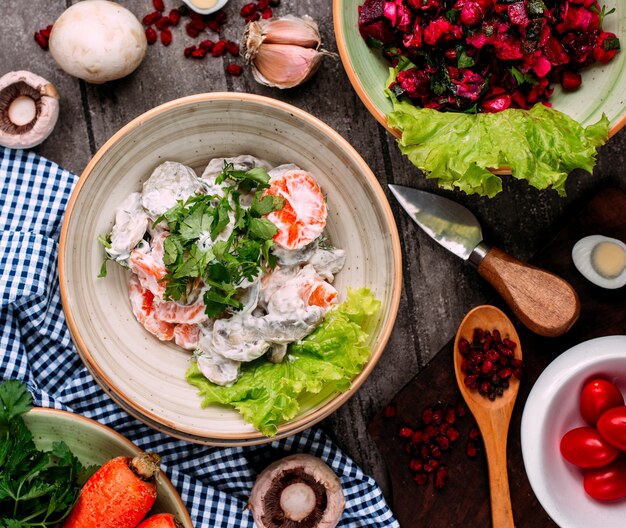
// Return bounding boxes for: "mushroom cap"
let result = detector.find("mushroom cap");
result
[49,0,147,84]
[248,453,345,528]
[0,70,60,149]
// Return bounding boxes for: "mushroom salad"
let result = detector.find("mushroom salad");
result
[101,155,346,387]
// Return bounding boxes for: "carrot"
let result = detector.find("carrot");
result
[135,513,183,528]
[63,452,160,528]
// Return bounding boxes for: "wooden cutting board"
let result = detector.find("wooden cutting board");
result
[368,187,626,527]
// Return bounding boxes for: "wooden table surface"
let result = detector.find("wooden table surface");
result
[3,0,625,505]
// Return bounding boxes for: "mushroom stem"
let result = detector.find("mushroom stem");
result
[8,96,37,126]
[280,483,316,522]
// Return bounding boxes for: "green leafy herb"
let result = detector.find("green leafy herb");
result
[445,9,461,23]
[457,48,475,69]
[159,164,285,317]
[590,3,616,24]
[509,66,538,86]
[97,233,112,278]
[0,380,98,527]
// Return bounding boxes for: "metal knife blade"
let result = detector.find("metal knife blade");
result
[388,184,484,261]
[388,184,581,337]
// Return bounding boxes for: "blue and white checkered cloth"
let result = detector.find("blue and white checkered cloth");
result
[0,146,399,527]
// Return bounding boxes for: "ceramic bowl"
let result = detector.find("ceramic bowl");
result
[59,92,402,446]
[333,0,626,138]
[24,408,192,526]
[521,335,626,528]
[181,0,229,16]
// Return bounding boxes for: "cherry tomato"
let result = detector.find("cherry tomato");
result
[584,458,626,501]
[580,379,624,426]
[560,427,619,468]
[597,405,626,451]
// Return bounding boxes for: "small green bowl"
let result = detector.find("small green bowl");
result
[24,408,193,527]
[334,0,626,138]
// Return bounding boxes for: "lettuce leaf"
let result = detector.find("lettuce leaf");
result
[186,288,381,436]
[386,66,609,198]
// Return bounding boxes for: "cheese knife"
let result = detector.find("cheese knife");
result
[389,184,580,337]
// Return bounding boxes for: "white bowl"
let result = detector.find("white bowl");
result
[182,0,229,16]
[521,335,626,528]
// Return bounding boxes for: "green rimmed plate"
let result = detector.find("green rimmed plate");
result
[24,408,193,526]
[334,0,626,138]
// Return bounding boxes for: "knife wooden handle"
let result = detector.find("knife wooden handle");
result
[477,247,580,337]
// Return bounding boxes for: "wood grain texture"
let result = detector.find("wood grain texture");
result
[1,0,625,505]
[477,247,581,336]
[369,188,626,527]
[454,306,522,528]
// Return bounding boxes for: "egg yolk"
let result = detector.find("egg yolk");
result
[591,242,626,278]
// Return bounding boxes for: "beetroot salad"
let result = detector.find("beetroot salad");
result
[358,0,620,112]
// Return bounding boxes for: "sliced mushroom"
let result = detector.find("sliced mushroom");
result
[0,71,59,149]
[248,454,345,528]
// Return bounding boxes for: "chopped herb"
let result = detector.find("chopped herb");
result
[590,4,616,25]
[445,9,461,23]
[457,48,475,69]
[97,233,112,278]
[159,165,285,317]
[0,380,98,527]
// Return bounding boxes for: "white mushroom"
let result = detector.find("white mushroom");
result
[49,1,147,84]
[248,454,345,528]
[0,71,59,149]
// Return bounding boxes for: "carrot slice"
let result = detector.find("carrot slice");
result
[136,513,183,528]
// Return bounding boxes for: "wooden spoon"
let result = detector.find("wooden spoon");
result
[454,305,522,528]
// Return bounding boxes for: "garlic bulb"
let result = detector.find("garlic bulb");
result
[243,15,333,89]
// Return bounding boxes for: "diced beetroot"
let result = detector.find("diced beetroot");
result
[396,4,414,33]
[530,53,552,78]
[407,0,441,10]
[562,30,598,63]
[461,3,482,26]
[543,35,570,66]
[569,0,596,6]
[383,1,397,26]
[561,70,582,91]
[594,32,621,63]
[507,3,529,28]
[358,0,385,26]
[481,94,511,113]
[360,20,396,45]
[556,6,599,34]
[494,33,524,60]
[396,67,432,99]
[453,70,485,101]
[402,22,423,50]
[424,18,461,46]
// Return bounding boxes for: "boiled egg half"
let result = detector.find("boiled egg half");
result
[572,235,626,289]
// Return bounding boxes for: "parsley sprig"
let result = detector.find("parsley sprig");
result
[0,380,98,527]
[156,163,285,318]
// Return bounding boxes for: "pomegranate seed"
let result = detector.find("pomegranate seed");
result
[503,338,516,349]
[34,32,48,50]
[432,408,443,425]
[430,446,442,459]
[156,16,172,30]
[424,425,438,438]
[422,408,433,425]
[184,45,196,58]
[492,329,501,342]
[428,459,439,470]
[39,26,52,39]
[514,367,523,379]
[258,0,271,9]
[383,403,396,418]
[438,422,449,433]
[511,358,523,368]
[145,27,158,45]
[420,445,430,459]
[192,48,208,58]
[189,19,206,31]
[485,349,499,362]
[455,402,467,417]
[213,10,228,25]
[499,368,513,379]
[414,472,428,485]
[189,11,203,20]
[468,427,481,440]
[434,465,448,489]
[199,39,214,51]
[262,7,273,19]
[245,13,261,22]
[226,41,240,56]
[143,11,161,25]
[436,435,450,450]
[472,328,483,343]
[240,3,257,17]
[411,431,424,444]
[185,23,200,38]
[483,335,492,351]
[160,28,172,46]
[169,9,181,26]
[399,426,414,439]
[481,360,494,374]
[446,427,460,442]
[466,440,478,458]
[464,374,478,387]
[207,19,221,33]
[153,0,165,12]
[212,40,227,57]
[409,459,423,472]
[458,338,469,355]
